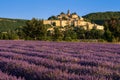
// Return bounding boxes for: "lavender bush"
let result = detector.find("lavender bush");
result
[0,70,24,80]
[0,40,119,80]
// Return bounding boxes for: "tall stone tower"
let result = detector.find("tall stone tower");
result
[67,10,70,16]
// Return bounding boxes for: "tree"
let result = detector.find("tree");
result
[89,29,104,39]
[62,17,68,20]
[63,28,77,41]
[74,27,86,39]
[52,22,56,26]
[53,27,63,41]
[104,29,113,42]
[22,18,47,40]
[48,16,58,20]
[104,18,120,42]
[7,31,19,40]
[60,12,65,15]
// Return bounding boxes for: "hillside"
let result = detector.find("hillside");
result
[0,17,27,32]
[82,11,120,25]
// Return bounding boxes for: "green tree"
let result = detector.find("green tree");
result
[48,16,58,20]
[74,27,86,39]
[104,29,113,42]
[104,18,120,42]
[22,18,47,40]
[53,27,63,41]
[64,28,77,41]
[2,33,9,40]
[7,31,19,40]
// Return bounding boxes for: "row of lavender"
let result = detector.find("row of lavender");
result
[0,70,24,80]
[0,40,120,80]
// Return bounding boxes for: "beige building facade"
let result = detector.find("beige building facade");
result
[43,10,104,30]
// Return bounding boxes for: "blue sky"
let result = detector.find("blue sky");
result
[0,0,120,19]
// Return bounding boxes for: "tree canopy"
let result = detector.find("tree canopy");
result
[22,18,47,40]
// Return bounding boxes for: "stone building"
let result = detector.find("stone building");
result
[43,10,104,30]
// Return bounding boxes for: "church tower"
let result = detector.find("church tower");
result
[67,10,70,16]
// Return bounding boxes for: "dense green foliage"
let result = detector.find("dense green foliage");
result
[21,18,47,40]
[14,18,104,41]
[104,18,120,42]
[20,18,120,42]
[83,12,120,42]
[0,11,120,42]
[83,11,120,25]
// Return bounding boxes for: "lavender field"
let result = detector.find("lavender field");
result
[0,40,120,80]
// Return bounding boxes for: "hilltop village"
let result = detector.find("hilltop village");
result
[43,10,104,30]
[0,11,119,42]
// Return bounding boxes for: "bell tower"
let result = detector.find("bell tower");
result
[67,10,70,16]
